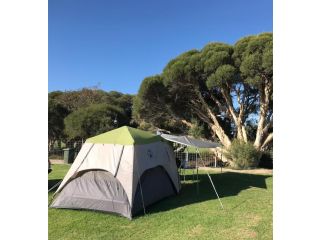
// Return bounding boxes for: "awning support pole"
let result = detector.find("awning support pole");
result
[196,151,199,194]
[196,148,224,210]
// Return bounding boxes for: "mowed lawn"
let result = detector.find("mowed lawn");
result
[48,164,272,240]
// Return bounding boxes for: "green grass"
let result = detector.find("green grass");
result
[49,164,272,240]
[184,146,212,153]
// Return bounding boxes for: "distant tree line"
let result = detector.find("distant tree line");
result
[48,88,135,150]
[49,33,272,158]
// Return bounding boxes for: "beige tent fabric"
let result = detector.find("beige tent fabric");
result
[114,145,135,205]
[56,143,94,193]
[56,143,128,193]
[78,144,124,175]
[55,141,180,207]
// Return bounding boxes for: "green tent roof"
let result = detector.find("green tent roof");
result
[86,126,162,145]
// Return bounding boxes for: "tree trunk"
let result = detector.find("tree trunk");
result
[241,126,248,142]
[209,124,231,147]
[221,88,248,143]
[205,106,232,147]
[254,80,272,150]
[235,121,248,142]
[192,94,232,148]
[48,139,55,153]
[254,109,267,149]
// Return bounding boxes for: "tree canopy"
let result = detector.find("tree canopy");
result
[64,104,128,140]
[133,33,273,150]
[48,88,134,142]
[48,92,69,141]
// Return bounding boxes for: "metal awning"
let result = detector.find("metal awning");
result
[160,133,224,209]
[160,134,220,148]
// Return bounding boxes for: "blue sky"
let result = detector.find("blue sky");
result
[49,0,272,94]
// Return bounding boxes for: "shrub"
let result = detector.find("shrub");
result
[259,150,273,169]
[226,140,261,169]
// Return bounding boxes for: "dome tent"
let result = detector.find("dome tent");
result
[50,126,180,219]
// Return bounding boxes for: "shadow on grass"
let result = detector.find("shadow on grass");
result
[48,171,272,217]
[135,172,272,217]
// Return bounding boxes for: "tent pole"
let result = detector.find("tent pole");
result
[178,151,183,189]
[136,160,146,216]
[48,180,63,206]
[186,150,188,181]
[48,180,63,193]
[138,176,146,215]
[197,149,224,210]
[196,148,199,194]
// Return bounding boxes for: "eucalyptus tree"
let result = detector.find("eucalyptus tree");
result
[133,33,273,150]
[233,33,273,149]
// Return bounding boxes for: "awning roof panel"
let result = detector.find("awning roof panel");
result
[160,134,220,148]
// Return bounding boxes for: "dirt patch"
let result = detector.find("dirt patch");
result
[50,159,65,164]
[219,227,257,240]
[243,214,262,227]
[238,229,257,239]
[199,167,272,175]
[188,224,203,237]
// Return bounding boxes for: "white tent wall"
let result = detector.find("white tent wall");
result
[53,141,180,212]
[56,142,94,193]
[78,144,125,174]
[55,143,134,204]
[114,146,135,206]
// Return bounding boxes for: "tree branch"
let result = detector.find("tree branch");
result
[194,90,232,147]
[209,94,226,113]
[261,133,273,149]
[221,88,238,124]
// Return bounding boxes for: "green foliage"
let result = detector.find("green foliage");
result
[233,33,273,86]
[132,75,166,124]
[206,64,238,88]
[64,104,128,140]
[136,121,155,131]
[201,43,233,75]
[48,89,134,142]
[104,91,134,118]
[54,88,108,112]
[188,119,205,138]
[227,140,261,169]
[48,92,70,140]
[133,75,187,133]
[53,88,133,117]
